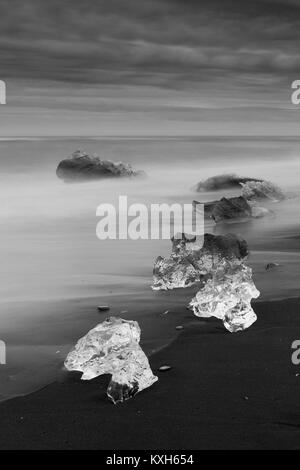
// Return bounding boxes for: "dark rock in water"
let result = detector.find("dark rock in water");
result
[199,199,219,219]
[241,180,285,202]
[97,305,110,312]
[205,196,252,222]
[202,232,249,260]
[265,262,280,271]
[197,196,272,223]
[152,232,248,290]
[194,174,262,192]
[56,150,144,182]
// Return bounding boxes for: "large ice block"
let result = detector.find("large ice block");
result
[189,262,260,332]
[152,233,248,290]
[64,317,158,404]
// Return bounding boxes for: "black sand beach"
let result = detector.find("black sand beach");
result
[0,297,300,450]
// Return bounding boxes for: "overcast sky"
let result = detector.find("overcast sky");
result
[0,0,300,136]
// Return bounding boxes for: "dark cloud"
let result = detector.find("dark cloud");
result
[0,0,299,95]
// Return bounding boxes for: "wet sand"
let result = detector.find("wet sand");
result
[0,297,300,450]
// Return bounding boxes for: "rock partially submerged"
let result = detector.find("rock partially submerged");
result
[241,180,285,202]
[64,317,157,404]
[56,150,144,182]
[189,262,260,332]
[152,233,248,290]
[199,196,272,223]
[202,196,252,222]
[194,174,262,192]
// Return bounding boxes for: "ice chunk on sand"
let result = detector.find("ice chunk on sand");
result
[189,263,260,333]
[152,233,248,290]
[64,317,158,404]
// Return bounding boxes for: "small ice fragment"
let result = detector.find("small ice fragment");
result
[251,205,272,219]
[241,180,285,202]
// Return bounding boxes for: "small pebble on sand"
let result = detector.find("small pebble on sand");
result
[159,365,172,372]
[265,262,280,271]
[97,306,110,312]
